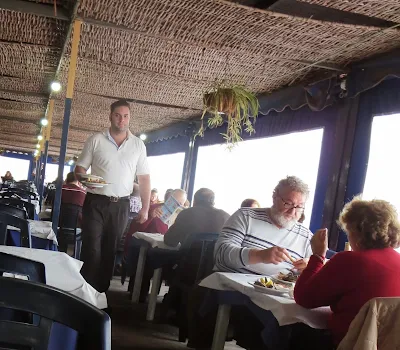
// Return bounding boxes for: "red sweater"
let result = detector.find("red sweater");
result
[294,248,400,345]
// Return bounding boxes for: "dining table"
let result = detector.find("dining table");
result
[200,272,332,350]
[130,231,180,321]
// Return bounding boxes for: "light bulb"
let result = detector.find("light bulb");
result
[37,135,43,141]
[51,81,62,92]
[140,134,147,141]
[40,119,48,126]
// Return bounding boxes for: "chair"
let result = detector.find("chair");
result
[0,252,45,282]
[0,212,32,248]
[0,202,27,220]
[0,276,111,350]
[0,197,35,219]
[58,203,82,259]
[168,232,220,342]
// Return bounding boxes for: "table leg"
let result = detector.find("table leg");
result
[146,267,162,321]
[211,304,231,350]
[131,246,147,303]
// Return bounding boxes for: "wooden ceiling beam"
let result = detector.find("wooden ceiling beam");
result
[0,0,69,20]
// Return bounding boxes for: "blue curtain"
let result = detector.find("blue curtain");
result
[197,104,337,147]
[146,135,189,157]
[337,78,400,250]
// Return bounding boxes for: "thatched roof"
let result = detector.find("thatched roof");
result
[1,0,400,157]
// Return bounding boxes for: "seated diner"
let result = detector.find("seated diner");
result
[294,197,400,347]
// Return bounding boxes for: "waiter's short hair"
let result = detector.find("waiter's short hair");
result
[110,99,131,113]
[65,172,77,184]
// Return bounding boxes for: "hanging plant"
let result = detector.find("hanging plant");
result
[197,82,259,147]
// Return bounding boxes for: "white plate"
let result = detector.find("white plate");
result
[270,274,296,287]
[79,174,104,180]
[81,181,109,188]
[250,282,290,296]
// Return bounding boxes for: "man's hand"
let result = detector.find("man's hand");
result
[136,207,149,224]
[253,246,292,265]
[292,258,309,271]
[311,228,328,257]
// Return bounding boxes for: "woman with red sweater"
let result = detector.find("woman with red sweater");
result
[294,197,400,347]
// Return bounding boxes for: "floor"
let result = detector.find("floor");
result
[108,277,242,350]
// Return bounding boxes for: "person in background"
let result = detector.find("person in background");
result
[163,188,173,203]
[75,99,151,293]
[241,198,260,208]
[150,188,159,204]
[294,197,400,347]
[1,171,14,182]
[164,188,229,247]
[61,172,86,208]
[214,176,312,277]
[123,189,187,298]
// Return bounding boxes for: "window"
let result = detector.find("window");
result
[147,152,185,201]
[45,163,71,184]
[193,129,324,227]
[0,156,30,181]
[363,114,400,212]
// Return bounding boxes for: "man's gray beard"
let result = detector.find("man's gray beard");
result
[270,205,297,229]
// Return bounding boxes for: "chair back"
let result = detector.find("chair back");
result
[0,252,45,282]
[175,232,219,286]
[0,203,27,220]
[0,276,111,350]
[0,198,35,219]
[59,203,82,230]
[0,212,31,248]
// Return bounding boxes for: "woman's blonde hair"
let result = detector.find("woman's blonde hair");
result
[338,197,400,250]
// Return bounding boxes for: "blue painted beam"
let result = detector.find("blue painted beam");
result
[52,98,72,233]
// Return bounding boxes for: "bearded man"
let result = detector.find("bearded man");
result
[214,176,312,275]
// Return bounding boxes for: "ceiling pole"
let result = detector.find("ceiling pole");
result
[39,99,55,205]
[52,19,82,233]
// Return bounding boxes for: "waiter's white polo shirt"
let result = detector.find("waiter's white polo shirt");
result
[76,130,150,198]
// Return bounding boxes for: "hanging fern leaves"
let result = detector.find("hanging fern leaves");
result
[198,82,259,147]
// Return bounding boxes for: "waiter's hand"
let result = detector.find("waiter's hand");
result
[136,207,149,223]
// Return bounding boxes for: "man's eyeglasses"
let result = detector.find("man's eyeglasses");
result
[279,196,305,212]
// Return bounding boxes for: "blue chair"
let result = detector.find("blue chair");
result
[0,212,31,248]
[0,276,111,350]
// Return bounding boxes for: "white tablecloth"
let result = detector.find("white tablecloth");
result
[0,246,107,309]
[200,272,331,329]
[133,231,180,250]
[8,220,58,245]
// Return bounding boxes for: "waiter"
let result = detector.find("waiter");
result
[75,99,150,292]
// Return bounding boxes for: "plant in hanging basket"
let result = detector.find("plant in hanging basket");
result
[197,82,259,147]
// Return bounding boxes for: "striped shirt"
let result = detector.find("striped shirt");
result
[214,208,313,276]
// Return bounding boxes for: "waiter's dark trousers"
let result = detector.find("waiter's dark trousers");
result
[80,193,129,292]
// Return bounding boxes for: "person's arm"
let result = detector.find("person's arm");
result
[136,174,150,223]
[294,253,351,308]
[164,210,189,247]
[135,141,151,223]
[75,136,94,178]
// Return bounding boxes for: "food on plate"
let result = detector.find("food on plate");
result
[84,177,107,184]
[277,271,298,283]
[255,277,274,288]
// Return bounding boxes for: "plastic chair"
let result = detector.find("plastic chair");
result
[0,252,45,282]
[0,212,32,248]
[58,203,82,259]
[0,198,35,219]
[0,276,111,350]
[169,232,220,342]
[0,202,27,220]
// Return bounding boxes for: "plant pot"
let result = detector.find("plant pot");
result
[203,89,236,115]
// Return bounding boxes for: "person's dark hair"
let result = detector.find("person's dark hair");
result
[110,99,130,114]
[65,172,77,184]
[241,199,260,208]
[194,188,215,207]
[151,188,158,194]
